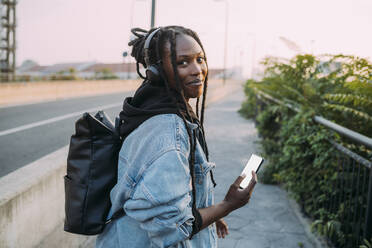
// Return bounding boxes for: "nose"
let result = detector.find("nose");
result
[190,61,203,76]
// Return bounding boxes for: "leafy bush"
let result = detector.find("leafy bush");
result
[360,238,372,248]
[238,79,259,119]
[246,54,372,137]
[94,68,118,80]
[240,54,372,247]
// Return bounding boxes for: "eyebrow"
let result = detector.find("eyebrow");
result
[177,51,204,58]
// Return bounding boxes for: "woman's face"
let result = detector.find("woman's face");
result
[162,34,208,101]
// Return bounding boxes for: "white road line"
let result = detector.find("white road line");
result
[0,102,122,137]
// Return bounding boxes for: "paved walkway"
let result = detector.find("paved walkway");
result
[84,85,318,248]
[205,87,316,248]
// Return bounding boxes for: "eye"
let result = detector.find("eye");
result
[197,56,205,63]
[177,60,188,66]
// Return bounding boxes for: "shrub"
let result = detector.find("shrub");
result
[240,54,372,247]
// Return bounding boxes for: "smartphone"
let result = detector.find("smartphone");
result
[239,154,264,189]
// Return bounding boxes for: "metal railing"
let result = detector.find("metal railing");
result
[255,90,372,247]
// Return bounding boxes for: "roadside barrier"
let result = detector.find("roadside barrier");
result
[0,146,94,247]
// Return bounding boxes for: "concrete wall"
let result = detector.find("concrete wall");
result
[0,146,94,248]
[0,79,141,107]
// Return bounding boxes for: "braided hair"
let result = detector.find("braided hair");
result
[128,26,216,235]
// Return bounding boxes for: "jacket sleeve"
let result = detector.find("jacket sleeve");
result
[123,149,194,248]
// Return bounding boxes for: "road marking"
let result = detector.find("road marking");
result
[0,102,122,137]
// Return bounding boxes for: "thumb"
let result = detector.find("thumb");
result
[232,173,246,187]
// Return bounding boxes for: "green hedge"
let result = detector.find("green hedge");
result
[239,54,372,247]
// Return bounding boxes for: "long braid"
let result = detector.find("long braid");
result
[166,26,217,187]
[156,29,203,194]
[183,29,216,186]
[196,97,200,118]
[184,29,217,187]
[136,62,145,79]
[168,30,199,223]
[157,30,183,113]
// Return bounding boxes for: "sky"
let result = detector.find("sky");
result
[17,0,372,76]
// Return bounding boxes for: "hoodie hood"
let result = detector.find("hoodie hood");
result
[119,80,198,140]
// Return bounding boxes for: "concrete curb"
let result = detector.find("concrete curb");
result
[1,146,61,247]
[0,146,95,248]
[0,80,142,108]
[288,195,329,248]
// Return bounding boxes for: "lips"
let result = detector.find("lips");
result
[187,79,202,86]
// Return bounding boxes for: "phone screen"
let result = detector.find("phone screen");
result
[239,154,264,188]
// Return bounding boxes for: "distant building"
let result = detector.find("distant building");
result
[208,67,243,79]
[16,61,138,81]
[81,63,138,79]
[208,68,225,79]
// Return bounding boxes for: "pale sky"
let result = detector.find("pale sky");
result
[17,0,372,76]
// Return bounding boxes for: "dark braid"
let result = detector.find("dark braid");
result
[196,97,200,118]
[180,28,216,186]
[156,29,183,112]
[177,27,211,160]
[168,30,194,121]
[167,30,200,227]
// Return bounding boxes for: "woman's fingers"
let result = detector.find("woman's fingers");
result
[232,173,246,188]
[218,226,225,238]
[222,221,228,238]
[217,227,221,238]
[224,171,258,211]
[243,171,257,195]
[216,219,229,238]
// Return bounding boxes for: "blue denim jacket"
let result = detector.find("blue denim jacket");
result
[96,114,217,248]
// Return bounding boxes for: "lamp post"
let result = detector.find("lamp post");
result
[151,0,156,28]
[214,0,229,85]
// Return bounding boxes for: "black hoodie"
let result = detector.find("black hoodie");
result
[119,80,199,140]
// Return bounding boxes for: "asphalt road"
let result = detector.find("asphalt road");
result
[0,92,134,178]
[0,80,238,178]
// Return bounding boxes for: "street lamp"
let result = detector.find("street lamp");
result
[214,0,229,85]
[151,0,156,28]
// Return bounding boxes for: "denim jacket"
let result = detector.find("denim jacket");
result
[96,114,217,248]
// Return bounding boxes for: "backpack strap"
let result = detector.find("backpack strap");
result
[105,208,126,225]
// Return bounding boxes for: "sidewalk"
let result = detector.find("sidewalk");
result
[81,84,319,248]
[205,87,317,248]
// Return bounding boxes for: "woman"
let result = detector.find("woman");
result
[96,26,257,248]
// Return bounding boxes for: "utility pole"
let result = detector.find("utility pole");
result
[151,0,155,28]
[222,1,228,85]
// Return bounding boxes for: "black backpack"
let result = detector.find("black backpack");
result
[64,110,125,235]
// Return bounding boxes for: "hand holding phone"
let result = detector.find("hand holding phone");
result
[223,154,263,213]
[239,154,264,189]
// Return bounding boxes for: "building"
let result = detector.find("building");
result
[16,61,138,81]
